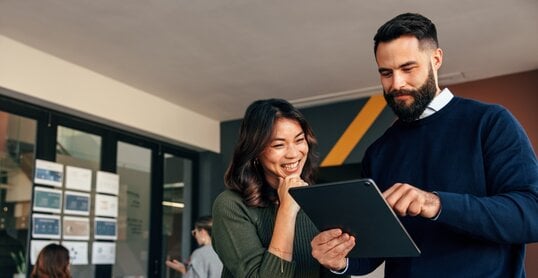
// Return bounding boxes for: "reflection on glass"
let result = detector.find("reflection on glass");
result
[162,154,192,278]
[113,142,151,277]
[0,112,36,276]
[57,127,101,164]
[56,126,101,276]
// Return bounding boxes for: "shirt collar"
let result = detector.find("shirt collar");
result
[419,88,454,119]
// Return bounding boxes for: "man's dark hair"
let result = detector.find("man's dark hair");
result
[374,13,439,55]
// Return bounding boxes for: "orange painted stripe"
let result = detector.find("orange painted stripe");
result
[321,94,386,167]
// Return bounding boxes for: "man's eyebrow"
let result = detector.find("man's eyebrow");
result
[399,61,418,68]
[378,61,418,73]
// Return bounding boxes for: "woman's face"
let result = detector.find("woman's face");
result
[192,227,206,246]
[259,118,309,189]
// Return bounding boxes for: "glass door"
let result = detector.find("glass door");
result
[161,154,193,278]
[113,141,152,277]
[0,112,37,277]
[55,126,102,277]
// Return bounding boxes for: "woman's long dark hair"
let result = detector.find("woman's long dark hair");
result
[31,243,71,278]
[224,98,319,207]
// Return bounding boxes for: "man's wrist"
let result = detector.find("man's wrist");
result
[329,258,349,274]
[429,191,442,220]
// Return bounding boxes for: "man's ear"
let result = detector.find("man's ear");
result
[431,48,443,70]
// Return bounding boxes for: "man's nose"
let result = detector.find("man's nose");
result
[391,72,406,90]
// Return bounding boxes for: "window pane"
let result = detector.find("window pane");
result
[57,126,101,165]
[162,154,192,278]
[0,112,36,276]
[56,126,102,277]
[113,142,151,277]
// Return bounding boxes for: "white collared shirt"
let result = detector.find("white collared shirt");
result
[419,88,454,119]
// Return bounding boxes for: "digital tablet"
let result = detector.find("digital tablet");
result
[289,178,420,258]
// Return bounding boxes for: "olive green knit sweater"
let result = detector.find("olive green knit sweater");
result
[212,189,347,278]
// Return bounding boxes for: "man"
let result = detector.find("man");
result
[311,13,538,277]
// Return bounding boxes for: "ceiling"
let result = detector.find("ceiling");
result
[1,0,537,121]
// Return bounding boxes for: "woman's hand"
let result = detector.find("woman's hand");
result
[311,229,355,271]
[268,175,308,261]
[277,175,308,214]
[165,259,187,274]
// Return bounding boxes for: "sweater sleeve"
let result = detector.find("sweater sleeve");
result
[212,191,296,277]
[436,107,538,244]
[344,258,384,276]
[184,248,205,278]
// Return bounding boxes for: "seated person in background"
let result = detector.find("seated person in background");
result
[31,243,71,278]
[212,98,347,277]
[166,215,222,278]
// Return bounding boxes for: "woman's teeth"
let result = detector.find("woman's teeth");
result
[283,161,299,170]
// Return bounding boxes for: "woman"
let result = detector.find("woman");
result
[212,98,345,277]
[31,243,71,278]
[166,216,223,278]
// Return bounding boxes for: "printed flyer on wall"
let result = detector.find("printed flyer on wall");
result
[64,191,91,216]
[32,213,61,239]
[65,166,92,192]
[62,241,89,265]
[92,242,116,264]
[33,186,62,213]
[63,216,90,240]
[94,217,118,240]
[34,159,64,187]
[95,194,118,218]
[96,171,119,196]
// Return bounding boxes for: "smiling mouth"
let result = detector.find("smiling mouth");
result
[282,160,300,171]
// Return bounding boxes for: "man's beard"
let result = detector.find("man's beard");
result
[384,68,438,122]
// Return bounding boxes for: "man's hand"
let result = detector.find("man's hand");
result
[383,183,441,218]
[311,228,355,271]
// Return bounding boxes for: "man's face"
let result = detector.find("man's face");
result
[375,35,441,122]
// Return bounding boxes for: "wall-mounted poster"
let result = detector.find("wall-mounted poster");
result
[95,194,118,218]
[30,240,59,264]
[64,191,90,216]
[62,241,89,265]
[32,213,61,239]
[34,159,63,187]
[33,186,62,213]
[96,171,119,195]
[63,216,90,240]
[65,166,92,192]
[92,242,116,265]
[94,217,117,240]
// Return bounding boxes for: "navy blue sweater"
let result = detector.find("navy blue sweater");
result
[348,96,538,277]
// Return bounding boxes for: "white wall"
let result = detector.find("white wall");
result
[0,35,220,153]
